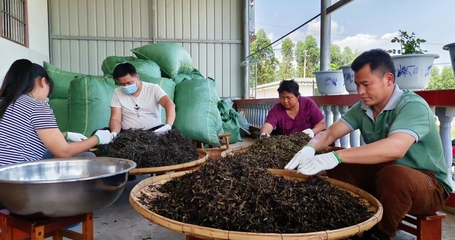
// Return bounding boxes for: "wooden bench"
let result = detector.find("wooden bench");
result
[0,211,93,240]
[398,211,446,240]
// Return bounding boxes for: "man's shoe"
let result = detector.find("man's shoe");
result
[360,226,391,240]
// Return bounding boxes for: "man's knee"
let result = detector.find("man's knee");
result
[376,164,413,190]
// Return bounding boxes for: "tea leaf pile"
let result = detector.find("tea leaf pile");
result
[139,158,373,233]
[233,132,313,169]
[97,129,199,168]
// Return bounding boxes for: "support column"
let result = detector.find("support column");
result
[243,0,251,99]
[320,0,331,71]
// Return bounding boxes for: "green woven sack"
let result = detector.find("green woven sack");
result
[101,56,161,80]
[49,98,69,132]
[131,43,193,78]
[217,100,242,144]
[174,78,223,146]
[44,62,83,99]
[172,73,191,85]
[144,77,176,124]
[66,75,117,137]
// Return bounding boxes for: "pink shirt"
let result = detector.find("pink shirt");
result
[265,97,324,135]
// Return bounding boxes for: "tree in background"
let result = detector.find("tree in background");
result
[426,66,455,90]
[295,35,320,78]
[340,47,362,66]
[249,29,278,85]
[330,44,343,70]
[277,38,295,80]
[330,45,362,70]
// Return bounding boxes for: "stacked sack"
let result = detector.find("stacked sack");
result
[44,62,116,137]
[131,43,224,146]
[44,42,243,146]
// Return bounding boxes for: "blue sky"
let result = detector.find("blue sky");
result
[254,0,455,68]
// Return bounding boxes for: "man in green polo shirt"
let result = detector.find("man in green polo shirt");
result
[285,49,452,240]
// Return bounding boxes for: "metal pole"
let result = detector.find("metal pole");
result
[320,0,331,71]
[243,0,251,99]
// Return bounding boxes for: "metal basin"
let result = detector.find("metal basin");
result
[0,157,136,217]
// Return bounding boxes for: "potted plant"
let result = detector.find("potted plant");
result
[314,64,345,95]
[388,30,439,91]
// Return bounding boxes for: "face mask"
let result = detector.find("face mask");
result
[121,83,138,95]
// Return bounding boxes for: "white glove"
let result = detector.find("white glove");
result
[154,124,172,135]
[297,152,341,175]
[284,145,315,170]
[260,133,270,138]
[94,130,113,145]
[111,131,118,139]
[302,128,314,138]
[66,132,88,142]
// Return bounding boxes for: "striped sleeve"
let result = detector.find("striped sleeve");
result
[31,103,58,130]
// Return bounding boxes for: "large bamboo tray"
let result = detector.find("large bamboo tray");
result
[220,146,250,158]
[220,146,344,159]
[129,169,383,240]
[128,149,208,175]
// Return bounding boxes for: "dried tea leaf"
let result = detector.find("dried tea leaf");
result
[139,158,373,234]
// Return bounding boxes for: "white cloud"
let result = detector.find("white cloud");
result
[306,19,344,37]
[288,30,305,42]
[333,32,398,52]
[267,32,275,42]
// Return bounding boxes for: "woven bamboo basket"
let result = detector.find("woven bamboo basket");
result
[203,148,229,160]
[130,169,383,240]
[220,146,344,178]
[220,146,250,158]
[221,146,345,159]
[128,149,208,175]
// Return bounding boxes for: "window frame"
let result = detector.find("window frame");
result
[0,0,29,47]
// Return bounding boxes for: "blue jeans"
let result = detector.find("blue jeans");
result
[42,150,96,159]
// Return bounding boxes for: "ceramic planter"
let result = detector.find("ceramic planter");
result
[340,65,356,94]
[391,54,439,91]
[314,70,345,95]
[443,42,455,76]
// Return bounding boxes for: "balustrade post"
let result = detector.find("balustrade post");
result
[324,105,333,128]
[435,107,455,186]
[337,106,349,148]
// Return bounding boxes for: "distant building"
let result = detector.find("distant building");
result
[251,78,318,98]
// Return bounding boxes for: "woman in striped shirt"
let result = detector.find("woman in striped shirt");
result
[0,59,113,166]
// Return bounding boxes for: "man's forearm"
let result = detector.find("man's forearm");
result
[307,130,334,151]
[109,119,122,133]
[164,106,176,125]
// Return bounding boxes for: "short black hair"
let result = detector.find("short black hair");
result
[277,80,300,97]
[351,49,396,81]
[113,62,138,79]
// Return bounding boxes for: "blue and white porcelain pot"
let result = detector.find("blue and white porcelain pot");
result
[391,54,439,91]
[340,65,356,94]
[314,70,345,95]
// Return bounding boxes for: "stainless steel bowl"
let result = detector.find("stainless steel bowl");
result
[0,157,136,217]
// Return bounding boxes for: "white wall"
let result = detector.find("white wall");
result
[0,0,49,85]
